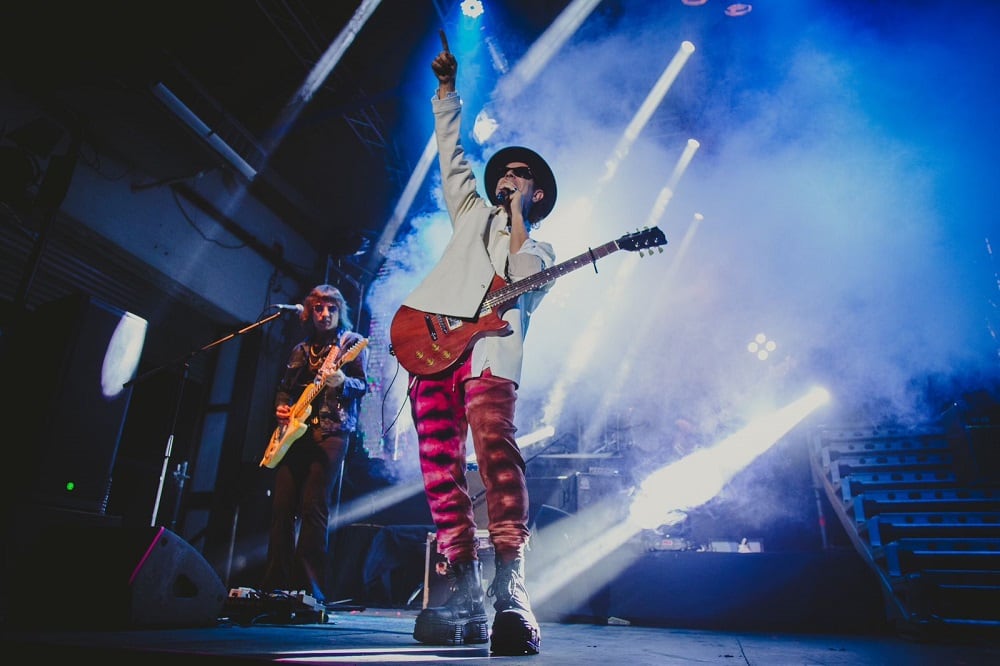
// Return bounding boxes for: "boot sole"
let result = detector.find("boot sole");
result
[414,614,489,646]
[490,611,540,655]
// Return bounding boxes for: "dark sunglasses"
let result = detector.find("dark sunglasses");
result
[504,165,534,180]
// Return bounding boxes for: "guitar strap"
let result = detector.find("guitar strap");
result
[485,209,513,284]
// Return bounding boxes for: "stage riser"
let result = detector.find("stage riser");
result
[539,549,888,633]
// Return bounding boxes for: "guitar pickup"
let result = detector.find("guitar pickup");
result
[423,314,438,341]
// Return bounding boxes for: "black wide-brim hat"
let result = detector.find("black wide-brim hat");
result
[485,146,557,223]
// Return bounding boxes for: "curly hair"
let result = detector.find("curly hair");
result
[300,284,353,331]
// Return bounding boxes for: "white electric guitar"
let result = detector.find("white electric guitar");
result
[259,336,368,468]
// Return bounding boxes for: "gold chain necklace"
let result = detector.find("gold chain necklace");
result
[307,342,331,370]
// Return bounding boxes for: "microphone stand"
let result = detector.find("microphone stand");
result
[126,309,286,527]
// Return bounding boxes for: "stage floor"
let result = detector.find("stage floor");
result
[4,606,999,665]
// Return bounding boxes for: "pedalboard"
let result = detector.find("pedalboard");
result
[222,588,327,625]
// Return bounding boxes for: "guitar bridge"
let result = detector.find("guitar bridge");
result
[441,314,463,332]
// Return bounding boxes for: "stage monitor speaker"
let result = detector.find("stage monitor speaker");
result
[12,524,226,628]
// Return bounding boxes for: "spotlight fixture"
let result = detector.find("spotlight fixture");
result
[747,332,776,360]
[472,108,499,144]
[485,35,509,75]
[461,0,484,19]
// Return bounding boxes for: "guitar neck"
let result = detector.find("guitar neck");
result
[288,338,368,418]
[291,380,324,418]
[483,239,621,310]
[290,345,340,418]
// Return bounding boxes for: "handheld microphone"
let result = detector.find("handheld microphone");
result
[496,188,515,203]
[271,303,304,313]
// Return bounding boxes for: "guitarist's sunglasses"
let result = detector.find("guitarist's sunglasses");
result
[504,166,534,180]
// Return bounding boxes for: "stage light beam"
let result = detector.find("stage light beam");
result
[628,386,831,530]
[533,388,831,609]
[599,41,696,186]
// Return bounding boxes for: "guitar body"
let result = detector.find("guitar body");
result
[389,305,509,376]
[260,406,311,469]
[390,275,512,376]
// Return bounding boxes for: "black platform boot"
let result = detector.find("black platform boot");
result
[488,557,541,656]
[413,559,489,646]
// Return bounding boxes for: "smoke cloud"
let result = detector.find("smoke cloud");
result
[363,1,1000,535]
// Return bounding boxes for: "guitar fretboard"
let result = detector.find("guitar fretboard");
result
[483,240,621,310]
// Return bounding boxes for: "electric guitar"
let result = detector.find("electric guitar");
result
[259,336,369,468]
[390,226,667,376]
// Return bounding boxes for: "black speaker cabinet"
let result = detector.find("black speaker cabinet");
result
[470,474,576,525]
[527,475,576,515]
[574,472,628,512]
[4,293,147,513]
[11,524,226,628]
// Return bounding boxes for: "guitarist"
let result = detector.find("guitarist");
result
[408,47,557,657]
[261,284,369,606]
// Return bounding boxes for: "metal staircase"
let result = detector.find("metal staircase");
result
[809,399,1000,639]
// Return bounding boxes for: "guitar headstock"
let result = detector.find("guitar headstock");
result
[317,336,368,381]
[618,226,667,255]
[337,335,369,364]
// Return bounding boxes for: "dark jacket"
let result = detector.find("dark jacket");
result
[275,330,368,435]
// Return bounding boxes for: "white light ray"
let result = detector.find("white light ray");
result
[298,1,382,106]
[663,211,704,282]
[644,138,700,228]
[260,0,382,170]
[377,136,440,259]
[629,387,831,530]
[599,42,696,186]
[494,0,604,103]
[532,387,831,607]
[332,480,426,529]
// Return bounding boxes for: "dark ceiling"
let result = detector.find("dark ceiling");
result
[3,1,572,267]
